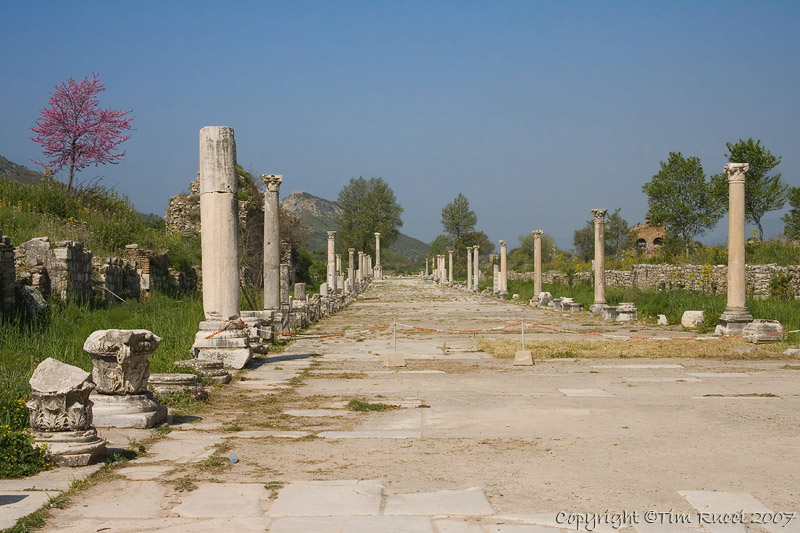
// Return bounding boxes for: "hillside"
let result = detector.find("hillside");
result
[0,155,44,185]
[280,190,429,259]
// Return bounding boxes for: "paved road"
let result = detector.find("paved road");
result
[6,278,799,532]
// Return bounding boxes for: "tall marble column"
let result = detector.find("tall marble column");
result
[192,126,251,369]
[348,248,355,291]
[473,246,480,291]
[499,240,508,296]
[358,251,365,281]
[718,163,754,335]
[425,257,429,276]
[590,209,607,315]
[532,230,543,297]
[326,231,337,293]
[467,246,473,290]
[374,232,382,279]
[261,174,282,310]
[448,250,454,284]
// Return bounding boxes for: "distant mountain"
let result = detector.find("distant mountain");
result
[0,155,44,185]
[280,190,429,259]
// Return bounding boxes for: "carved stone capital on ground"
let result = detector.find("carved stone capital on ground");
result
[261,174,283,193]
[724,163,749,183]
[84,329,162,395]
[27,358,96,432]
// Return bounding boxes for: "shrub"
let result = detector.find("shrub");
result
[0,425,51,478]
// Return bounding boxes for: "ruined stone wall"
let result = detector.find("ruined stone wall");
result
[0,231,15,314]
[511,264,800,299]
[16,238,94,301]
[95,257,140,302]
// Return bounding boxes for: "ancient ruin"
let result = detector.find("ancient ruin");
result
[27,358,106,466]
[190,126,252,369]
[84,329,167,428]
[262,174,283,310]
[532,230,543,298]
[717,163,754,335]
[589,209,607,315]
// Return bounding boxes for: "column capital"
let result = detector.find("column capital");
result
[348,248,355,254]
[448,250,453,254]
[724,162,749,183]
[374,232,381,237]
[473,245,479,252]
[261,174,283,193]
[499,240,506,248]
[327,231,336,240]
[532,230,543,238]
[591,209,607,221]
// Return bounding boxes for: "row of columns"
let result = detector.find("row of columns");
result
[327,231,379,294]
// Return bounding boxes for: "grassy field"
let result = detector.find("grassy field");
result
[0,293,203,430]
[506,279,800,338]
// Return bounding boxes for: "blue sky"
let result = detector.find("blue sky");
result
[1,1,798,250]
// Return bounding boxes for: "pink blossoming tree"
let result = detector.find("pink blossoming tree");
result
[31,73,133,190]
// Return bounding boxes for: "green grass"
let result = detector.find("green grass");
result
[0,178,200,269]
[0,293,203,431]
[346,399,399,412]
[506,279,800,338]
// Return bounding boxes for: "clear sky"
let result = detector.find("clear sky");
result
[1,1,798,250]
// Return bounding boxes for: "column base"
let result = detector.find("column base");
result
[589,302,607,316]
[513,351,534,366]
[192,320,253,369]
[90,393,168,428]
[715,307,754,336]
[32,428,106,467]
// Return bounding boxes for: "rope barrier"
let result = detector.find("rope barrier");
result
[205,319,250,339]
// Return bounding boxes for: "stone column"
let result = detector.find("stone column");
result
[198,126,240,321]
[590,209,607,315]
[493,264,500,295]
[358,251,365,281]
[192,126,251,369]
[280,264,289,306]
[261,174,282,310]
[336,254,341,275]
[448,250,454,283]
[326,231,337,293]
[467,246,473,289]
[499,240,508,296]
[473,246,480,291]
[718,163,754,335]
[374,232,383,279]
[532,230,543,297]
[348,248,355,291]
[425,257,429,276]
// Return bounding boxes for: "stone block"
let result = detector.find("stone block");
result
[90,393,167,428]
[681,310,705,329]
[742,319,785,344]
[513,350,534,366]
[657,314,668,325]
[384,353,407,367]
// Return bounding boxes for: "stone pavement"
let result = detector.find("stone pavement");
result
[3,278,799,532]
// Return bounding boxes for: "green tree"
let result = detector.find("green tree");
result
[441,193,477,246]
[509,232,556,271]
[572,208,633,261]
[710,138,788,241]
[642,152,722,258]
[337,177,404,254]
[429,234,451,257]
[783,187,800,241]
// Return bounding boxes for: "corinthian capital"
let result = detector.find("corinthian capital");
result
[724,163,749,183]
[532,230,543,238]
[499,240,506,248]
[591,209,607,221]
[261,174,283,193]
[327,231,336,240]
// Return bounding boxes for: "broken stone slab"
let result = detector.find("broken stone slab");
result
[27,358,105,466]
[84,329,167,428]
[174,359,231,384]
[384,487,494,516]
[681,310,705,329]
[536,292,552,307]
[657,314,668,326]
[742,319,786,344]
[601,305,618,321]
[148,373,198,395]
[784,348,800,356]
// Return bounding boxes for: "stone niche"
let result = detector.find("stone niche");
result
[27,358,106,466]
[84,329,167,428]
